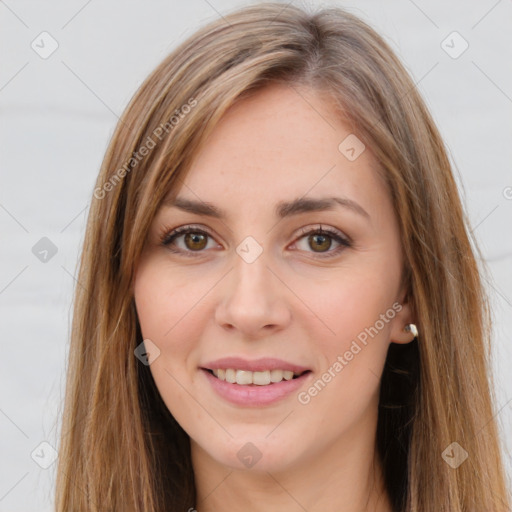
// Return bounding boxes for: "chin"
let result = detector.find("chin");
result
[207,435,301,473]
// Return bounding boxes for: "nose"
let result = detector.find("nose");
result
[214,248,291,339]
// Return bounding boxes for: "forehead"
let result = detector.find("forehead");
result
[164,84,389,221]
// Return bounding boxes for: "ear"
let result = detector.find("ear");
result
[389,286,417,345]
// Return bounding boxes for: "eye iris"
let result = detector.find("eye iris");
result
[309,233,331,252]
[185,232,207,251]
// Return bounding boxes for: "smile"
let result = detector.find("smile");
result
[201,368,313,407]
[208,368,308,385]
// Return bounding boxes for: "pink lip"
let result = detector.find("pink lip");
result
[201,356,311,374]
[201,368,312,407]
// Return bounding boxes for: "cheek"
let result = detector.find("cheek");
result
[294,266,397,402]
[294,284,392,433]
[134,259,201,342]
[134,259,213,376]
[133,262,206,422]
[133,268,168,343]
[297,268,397,345]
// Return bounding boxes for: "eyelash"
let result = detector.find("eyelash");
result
[158,224,352,259]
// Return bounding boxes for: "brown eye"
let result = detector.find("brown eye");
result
[293,226,351,259]
[182,232,208,251]
[308,233,333,253]
[160,226,216,256]
[160,224,351,259]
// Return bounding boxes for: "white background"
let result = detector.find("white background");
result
[0,1,511,510]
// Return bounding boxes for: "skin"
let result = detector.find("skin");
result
[134,83,415,512]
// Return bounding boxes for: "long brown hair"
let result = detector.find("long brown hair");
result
[54,3,511,510]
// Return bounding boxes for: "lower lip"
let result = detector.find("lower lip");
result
[201,368,312,407]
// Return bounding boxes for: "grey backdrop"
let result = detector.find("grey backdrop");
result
[1,1,511,510]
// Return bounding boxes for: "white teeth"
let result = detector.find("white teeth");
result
[270,369,283,382]
[210,368,299,385]
[236,370,253,385]
[283,370,294,381]
[253,371,271,385]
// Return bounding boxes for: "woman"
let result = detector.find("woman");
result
[54,3,511,511]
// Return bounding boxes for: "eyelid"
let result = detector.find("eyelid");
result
[158,222,352,258]
[158,223,217,245]
[294,224,352,245]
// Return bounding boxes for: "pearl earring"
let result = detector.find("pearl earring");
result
[404,323,418,339]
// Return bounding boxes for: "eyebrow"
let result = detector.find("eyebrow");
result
[162,195,371,221]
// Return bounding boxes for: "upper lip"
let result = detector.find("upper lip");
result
[201,357,311,374]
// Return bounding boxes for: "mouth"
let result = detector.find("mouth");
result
[201,368,312,386]
[199,357,313,406]
[200,366,313,407]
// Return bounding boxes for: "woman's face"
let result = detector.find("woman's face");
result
[134,83,414,474]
